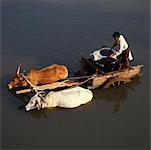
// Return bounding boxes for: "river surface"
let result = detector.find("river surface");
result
[1,0,150,149]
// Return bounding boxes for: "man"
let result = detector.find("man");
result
[109,32,133,69]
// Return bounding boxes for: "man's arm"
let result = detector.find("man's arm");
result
[110,38,123,59]
[111,41,117,49]
[114,40,124,56]
[109,41,118,59]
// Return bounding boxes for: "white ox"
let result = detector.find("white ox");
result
[25,86,93,111]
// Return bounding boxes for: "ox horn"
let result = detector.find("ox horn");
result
[16,64,22,75]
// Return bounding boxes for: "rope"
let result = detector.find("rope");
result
[20,73,47,103]
[20,73,35,88]
[77,75,96,86]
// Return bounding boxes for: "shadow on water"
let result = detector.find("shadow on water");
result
[27,101,92,119]
[27,107,58,119]
[93,77,142,113]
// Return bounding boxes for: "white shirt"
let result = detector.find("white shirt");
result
[115,35,129,56]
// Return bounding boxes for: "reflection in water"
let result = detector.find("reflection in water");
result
[29,107,58,119]
[12,77,142,118]
[94,77,142,113]
[28,102,92,119]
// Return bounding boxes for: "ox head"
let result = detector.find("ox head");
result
[25,93,45,111]
[8,65,28,89]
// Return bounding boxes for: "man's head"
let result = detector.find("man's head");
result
[112,32,120,40]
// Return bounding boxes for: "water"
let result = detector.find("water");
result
[1,0,150,149]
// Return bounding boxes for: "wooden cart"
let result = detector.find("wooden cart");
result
[77,56,143,89]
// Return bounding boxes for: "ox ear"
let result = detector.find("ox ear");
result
[16,64,22,75]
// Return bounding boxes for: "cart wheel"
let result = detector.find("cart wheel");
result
[103,78,131,89]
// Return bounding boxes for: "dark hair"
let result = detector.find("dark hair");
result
[112,32,120,38]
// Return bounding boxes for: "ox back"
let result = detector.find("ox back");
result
[26,64,68,85]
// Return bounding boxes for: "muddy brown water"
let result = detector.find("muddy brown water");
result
[1,0,150,149]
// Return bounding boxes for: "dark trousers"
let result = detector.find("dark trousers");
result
[118,48,130,69]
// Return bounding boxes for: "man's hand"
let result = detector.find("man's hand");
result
[109,53,117,60]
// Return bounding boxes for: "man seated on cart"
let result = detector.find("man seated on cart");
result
[109,32,133,69]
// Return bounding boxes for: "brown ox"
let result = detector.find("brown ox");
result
[8,64,68,89]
